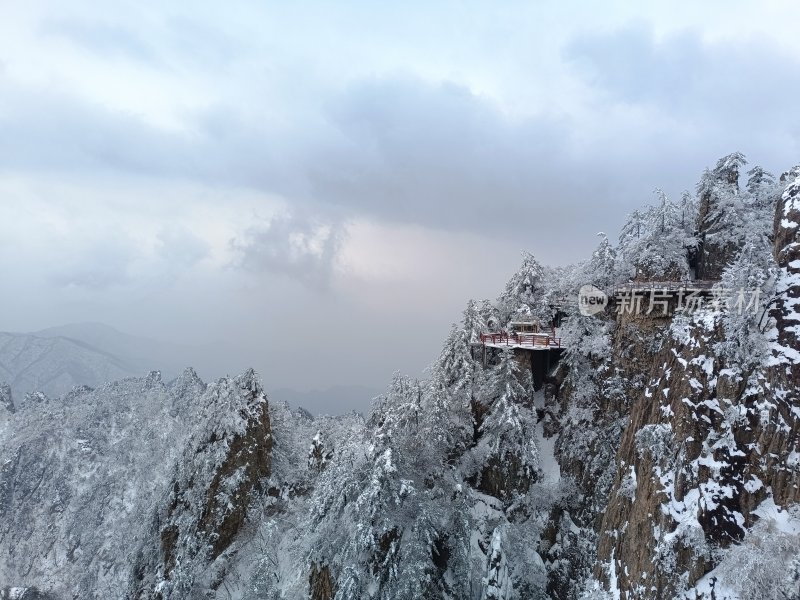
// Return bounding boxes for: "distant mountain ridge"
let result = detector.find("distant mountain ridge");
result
[0,323,189,406]
[0,331,135,406]
[0,323,380,414]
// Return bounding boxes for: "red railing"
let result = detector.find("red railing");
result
[479,332,561,348]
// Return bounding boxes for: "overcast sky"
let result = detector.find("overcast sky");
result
[1,1,799,398]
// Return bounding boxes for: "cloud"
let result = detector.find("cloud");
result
[2,11,799,279]
[49,234,136,290]
[156,226,210,275]
[231,212,345,290]
[565,24,800,132]
[0,71,611,252]
[308,76,624,242]
[0,75,191,175]
[40,18,156,62]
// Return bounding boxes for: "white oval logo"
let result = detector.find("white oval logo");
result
[578,284,608,316]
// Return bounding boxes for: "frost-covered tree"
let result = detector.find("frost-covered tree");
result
[308,429,333,472]
[679,190,698,234]
[463,299,487,344]
[586,233,617,290]
[618,190,692,281]
[471,349,538,499]
[619,209,645,245]
[747,165,777,198]
[710,507,800,600]
[435,300,489,397]
[714,238,778,369]
[481,348,532,407]
[330,446,414,599]
[498,252,550,325]
[424,303,487,463]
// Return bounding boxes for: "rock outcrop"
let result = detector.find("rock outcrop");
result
[130,369,272,598]
[0,368,274,599]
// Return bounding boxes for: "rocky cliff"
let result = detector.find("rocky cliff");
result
[549,160,800,599]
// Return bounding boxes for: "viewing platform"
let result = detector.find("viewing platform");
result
[479,329,562,350]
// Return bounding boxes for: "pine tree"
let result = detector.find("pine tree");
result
[498,252,547,325]
[619,209,645,246]
[679,190,698,234]
[617,190,691,280]
[586,233,616,290]
[473,349,539,499]
[463,298,486,345]
[746,165,776,198]
[715,238,778,369]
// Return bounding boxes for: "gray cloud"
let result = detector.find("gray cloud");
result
[231,213,344,290]
[565,24,800,134]
[305,76,722,247]
[1,54,795,269]
[49,235,135,290]
[312,78,573,234]
[156,226,210,274]
[0,78,188,175]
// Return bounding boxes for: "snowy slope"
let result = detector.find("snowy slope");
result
[0,323,198,407]
[34,322,191,380]
[0,331,136,405]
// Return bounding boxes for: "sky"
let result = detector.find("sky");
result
[1,1,799,402]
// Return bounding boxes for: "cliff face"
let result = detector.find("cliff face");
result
[553,170,800,599]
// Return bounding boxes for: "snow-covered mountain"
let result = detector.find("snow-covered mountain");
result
[2,153,800,599]
[0,323,202,408]
[33,323,189,378]
[0,330,137,407]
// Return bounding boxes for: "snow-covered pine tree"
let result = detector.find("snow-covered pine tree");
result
[498,252,548,326]
[308,430,333,472]
[715,237,778,370]
[617,209,646,278]
[471,349,538,500]
[747,165,777,199]
[463,299,486,345]
[679,190,698,234]
[586,233,616,291]
[424,316,483,466]
[617,190,692,281]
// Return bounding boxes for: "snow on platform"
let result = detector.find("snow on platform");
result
[478,330,562,350]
